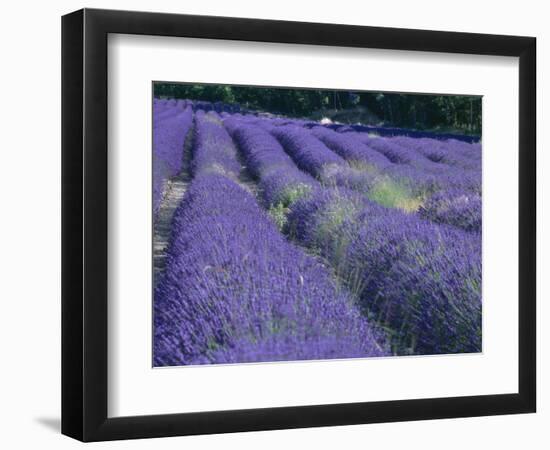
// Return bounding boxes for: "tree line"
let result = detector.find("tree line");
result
[154,83,481,135]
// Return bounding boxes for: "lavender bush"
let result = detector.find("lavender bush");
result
[152,106,193,217]
[419,188,482,232]
[224,118,318,207]
[271,125,375,192]
[191,110,242,178]
[311,126,393,170]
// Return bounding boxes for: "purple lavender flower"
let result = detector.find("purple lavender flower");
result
[390,136,481,171]
[191,110,242,178]
[224,118,318,207]
[270,125,346,177]
[287,188,482,355]
[154,108,388,366]
[419,188,482,232]
[311,126,393,170]
[152,106,193,217]
[271,125,374,191]
[154,174,388,366]
[153,101,482,362]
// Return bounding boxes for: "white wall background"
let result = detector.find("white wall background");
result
[0,0,546,448]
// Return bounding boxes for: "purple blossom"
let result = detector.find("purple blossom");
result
[311,126,393,170]
[390,136,482,172]
[419,188,482,232]
[270,125,346,177]
[153,100,483,362]
[154,108,388,366]
[191,110,242,178]
[271,125,374,191]
[154,174,388,366]
[224,118,318,206]
[152,106,193,217]
[287,188,481,354]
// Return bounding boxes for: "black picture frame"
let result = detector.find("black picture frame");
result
[62,8,536,442]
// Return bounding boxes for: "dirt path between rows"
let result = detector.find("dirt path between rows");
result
[153,119,259,283]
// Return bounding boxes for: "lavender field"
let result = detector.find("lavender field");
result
[152,96,482,367]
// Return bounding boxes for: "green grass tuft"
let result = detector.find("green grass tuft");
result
[279,183,313,206]
[368,177,423,212]
[268,203,289,230]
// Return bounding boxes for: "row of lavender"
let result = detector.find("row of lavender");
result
[154,110,388,366]
[223,116,481,355]
[225,111,481,233]
[320,122,480,144]
[152,103,193,218]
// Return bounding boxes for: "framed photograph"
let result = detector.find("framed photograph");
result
[62,8,536,442]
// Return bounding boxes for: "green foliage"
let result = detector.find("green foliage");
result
[268,184,313,231]
[279,183,313,207]
[358,92,482,134]
[368,178,423,212]
[268,203,289,231]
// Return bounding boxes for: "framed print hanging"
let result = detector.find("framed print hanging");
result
[62,8,536,442]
